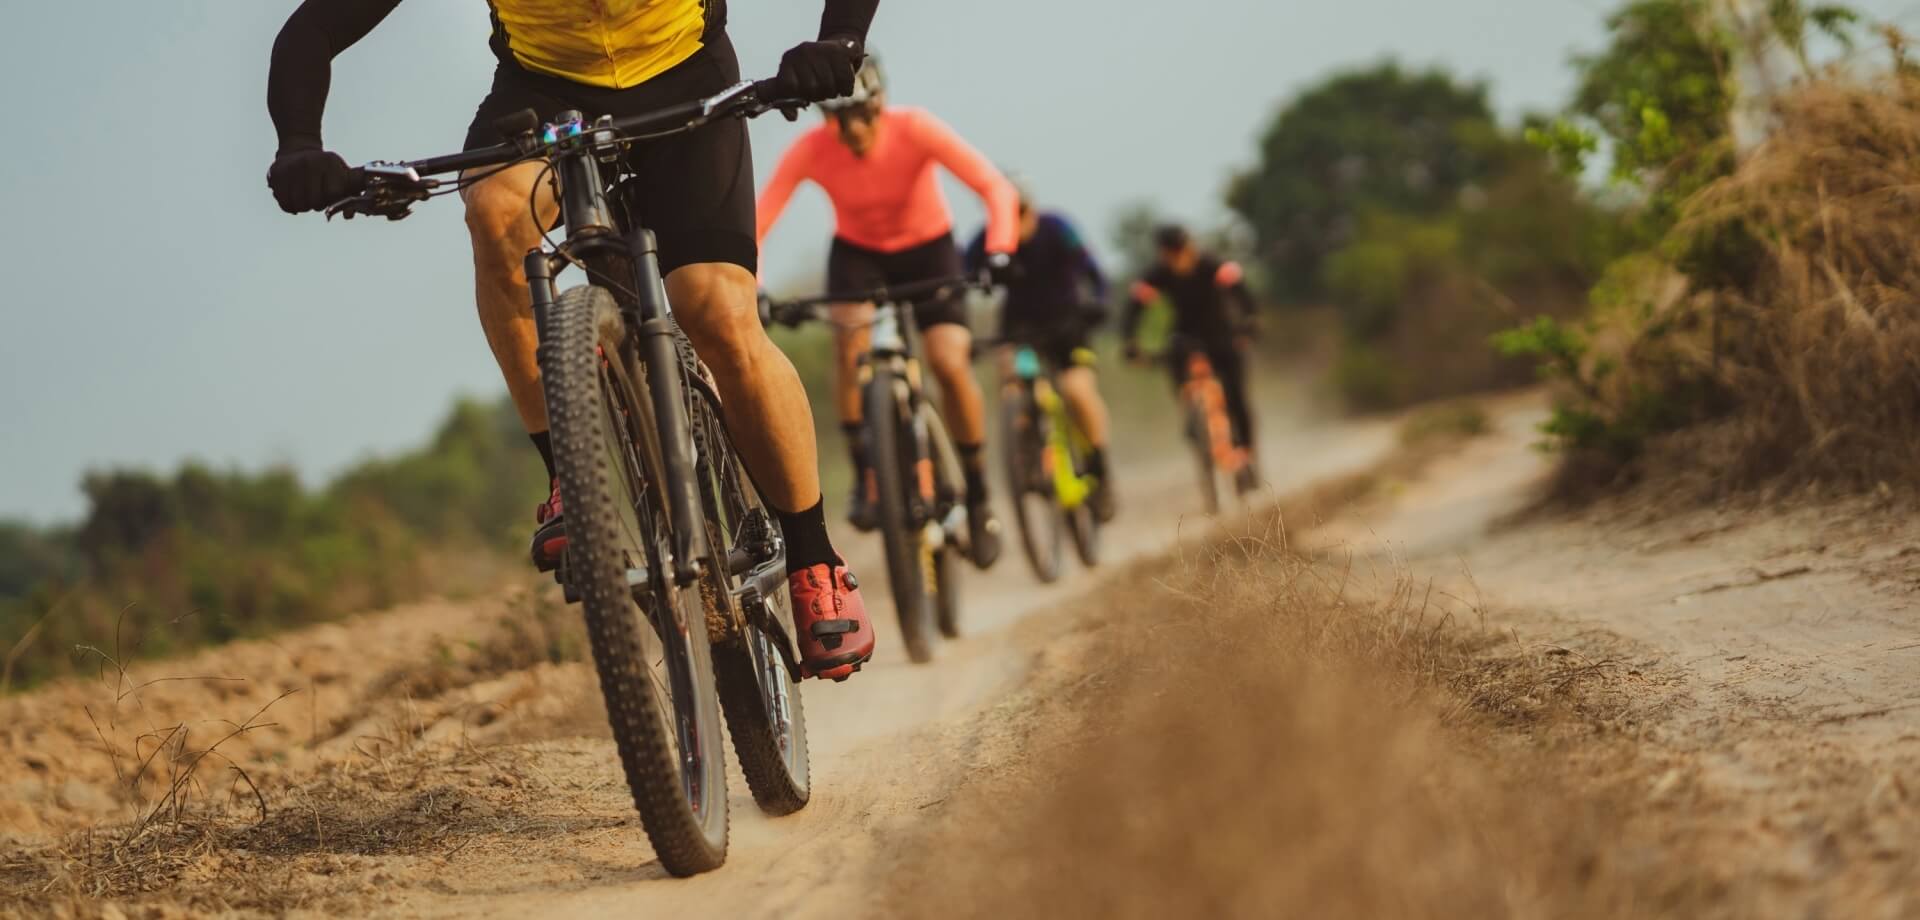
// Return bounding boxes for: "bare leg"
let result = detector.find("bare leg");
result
[830,302,875,425]
[922,324,986,446]
[1055,366,1111,448]
[461,162,559,433]
[668,264,821,512]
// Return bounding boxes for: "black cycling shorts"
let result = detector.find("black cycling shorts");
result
[825,234,970,330]
[1004,323,1094,370]
[463,33,756,276]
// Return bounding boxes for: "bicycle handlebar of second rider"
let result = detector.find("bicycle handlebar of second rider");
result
[760,276,990,328]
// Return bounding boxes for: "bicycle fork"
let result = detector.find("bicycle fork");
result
[526,233,714,591]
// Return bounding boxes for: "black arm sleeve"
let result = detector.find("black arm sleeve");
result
[818,0,879,42]
[1224,280,1256,329]
[267,0,405,154]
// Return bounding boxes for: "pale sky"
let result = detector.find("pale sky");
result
[3,0,1917,521]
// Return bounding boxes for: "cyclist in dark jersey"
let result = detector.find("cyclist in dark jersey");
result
[965,192,1117,521]
[1122,224,1261,482]
[262,0,883,681]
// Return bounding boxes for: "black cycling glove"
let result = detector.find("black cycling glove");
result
[774,38,863,102]
[981,252,1022,287]
[267,148,355,214]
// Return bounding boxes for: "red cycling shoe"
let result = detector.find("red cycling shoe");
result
[787,563,875,681]
[530,479,568,572]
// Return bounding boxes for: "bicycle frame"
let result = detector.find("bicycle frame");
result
[522,111,714,587]
[1011,348,1093,510]
[1182,351,1247,475]
[862,302,965,531]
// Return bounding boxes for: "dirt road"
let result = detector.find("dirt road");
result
[7,392,1918,917]
[1314,406,1920,916]
[0,392,1399,917]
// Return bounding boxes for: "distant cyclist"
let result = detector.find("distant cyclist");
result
[757,55,1020,569]
[1122,224,1261,482]
[964,188,1118,521]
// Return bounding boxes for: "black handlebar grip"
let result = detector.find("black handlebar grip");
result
[492,107,541,138]
[345,166,368,194]
[751,79,806,121]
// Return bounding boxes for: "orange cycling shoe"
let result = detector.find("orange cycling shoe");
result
[530,479,567,572]
[787,563,875,681]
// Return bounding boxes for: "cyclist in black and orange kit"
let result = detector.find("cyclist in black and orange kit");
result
[262,0,883,680]
[1122,224,1262,487]
[965,188,1118,521]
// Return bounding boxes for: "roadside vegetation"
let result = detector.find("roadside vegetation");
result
[0,399,546,692]
[1228,64,1620,412]
[1501,2,1919,499]
[1174,0,1912,501]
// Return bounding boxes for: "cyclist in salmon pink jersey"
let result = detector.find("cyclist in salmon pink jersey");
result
[757,55,1020,569]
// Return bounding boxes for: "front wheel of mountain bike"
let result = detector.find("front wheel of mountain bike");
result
[1002,387,1064,584]
[865,367,936,663]
[541,284,729,876]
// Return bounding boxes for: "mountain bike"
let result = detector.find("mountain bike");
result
[765,278,981,659]
[319,79,813,876]
[1176,346,1255,515]
[996,344,1100,583]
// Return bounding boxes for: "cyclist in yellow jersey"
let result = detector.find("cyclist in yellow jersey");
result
[263,0,885,680]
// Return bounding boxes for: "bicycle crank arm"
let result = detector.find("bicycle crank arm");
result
[730,559,788,612]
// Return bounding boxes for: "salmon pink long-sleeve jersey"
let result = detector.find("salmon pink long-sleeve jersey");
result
[756,107,1020,257]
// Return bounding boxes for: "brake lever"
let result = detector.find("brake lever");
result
[324,195,369,222]
[324,194,418,222]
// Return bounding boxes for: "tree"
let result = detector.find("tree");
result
[1227,63,1507,301]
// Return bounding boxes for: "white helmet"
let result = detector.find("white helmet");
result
[820,54,885,112]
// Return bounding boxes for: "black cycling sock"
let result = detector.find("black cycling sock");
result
[778,497,842,574]
[958,442,988,503]
[530,431,556,481]
[1087,447,1109,480]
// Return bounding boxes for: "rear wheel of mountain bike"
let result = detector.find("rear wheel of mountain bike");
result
[542,284,729,875]
[926,413,964,640]
[683,368,810,817]
[1186,397,1223,515]
[865,368,936,663]
[1001,389,1064,583]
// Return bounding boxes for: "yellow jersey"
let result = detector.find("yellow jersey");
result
[487,0,714,89]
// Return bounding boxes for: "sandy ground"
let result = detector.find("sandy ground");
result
[0,389,1399,917]
[7,391,1918,917]
[1313,403,1920,917]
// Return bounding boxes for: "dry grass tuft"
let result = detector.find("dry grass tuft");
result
[1559,66,1920,501]
[1684,69,1920,488]
[890,482,1702,919]
[0,589,595,914]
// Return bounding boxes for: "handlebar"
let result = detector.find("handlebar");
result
[760,276,988,328]
[327,78,805,221]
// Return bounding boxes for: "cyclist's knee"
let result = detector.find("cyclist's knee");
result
[925,335,973,385]
[463,180,542,259]
[1058,365,1097,393]
[668,263,761,372]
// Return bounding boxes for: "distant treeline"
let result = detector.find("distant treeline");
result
[0,398,546,691]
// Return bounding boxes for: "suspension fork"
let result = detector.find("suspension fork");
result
[627,227,711,585]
